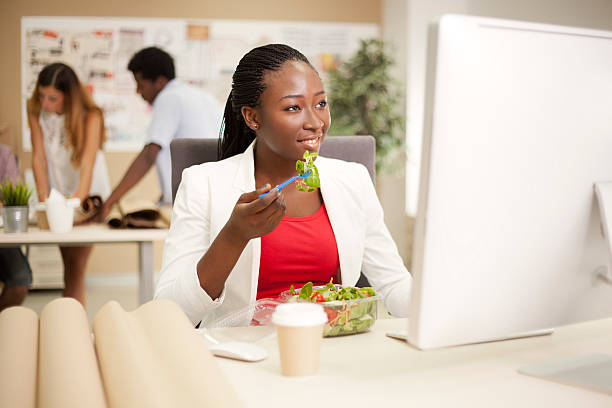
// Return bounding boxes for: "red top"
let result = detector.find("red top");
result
[257,203,340,299]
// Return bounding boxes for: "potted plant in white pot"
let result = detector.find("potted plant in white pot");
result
[0,181,33,233]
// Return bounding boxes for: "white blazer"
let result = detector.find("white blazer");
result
[156,141,412,326]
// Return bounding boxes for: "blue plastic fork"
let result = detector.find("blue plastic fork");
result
[258,169,312,198]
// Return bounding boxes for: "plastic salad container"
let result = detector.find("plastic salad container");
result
[280,283,378,337]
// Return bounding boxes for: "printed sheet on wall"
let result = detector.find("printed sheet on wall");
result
[21,17,378,151]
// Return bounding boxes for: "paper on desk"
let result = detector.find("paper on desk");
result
[93,299,244,408]
[0,306,39,408]
[38,298,107,408]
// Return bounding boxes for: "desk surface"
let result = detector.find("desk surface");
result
[211,317,612,407]
[0,224,168,244]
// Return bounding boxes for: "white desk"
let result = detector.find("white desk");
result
[0,225,167,304]
[211,317,612,407]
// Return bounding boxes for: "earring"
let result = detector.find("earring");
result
[253,123,259,130]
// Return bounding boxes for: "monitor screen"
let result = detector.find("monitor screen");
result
[408,14,612,349]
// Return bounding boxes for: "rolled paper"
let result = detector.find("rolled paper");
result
[93,299,244,408]
[0,306,39,408]
[38,298,107,408]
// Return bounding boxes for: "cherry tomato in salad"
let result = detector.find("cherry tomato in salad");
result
[359,289,373,297]
[311,292,326,303]
[324,308,337,322]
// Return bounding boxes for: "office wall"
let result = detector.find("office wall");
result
[1,0,382,276]
[379,0,413,266]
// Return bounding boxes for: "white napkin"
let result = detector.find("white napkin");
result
[47,188,80,208]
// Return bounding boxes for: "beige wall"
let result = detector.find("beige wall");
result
[379,0,413,267]
[1,0,382,275]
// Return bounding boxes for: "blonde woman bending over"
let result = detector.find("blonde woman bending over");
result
[27,62,110,306]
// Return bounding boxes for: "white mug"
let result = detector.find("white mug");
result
[45,198,80,233]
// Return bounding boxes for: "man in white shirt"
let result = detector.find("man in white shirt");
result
[97,47,222,218]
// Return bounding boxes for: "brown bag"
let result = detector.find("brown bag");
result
[106,200,171,229]
[74,195,103,225]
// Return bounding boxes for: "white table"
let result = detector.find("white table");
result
[0,225,167,304]
[209,317,612,407]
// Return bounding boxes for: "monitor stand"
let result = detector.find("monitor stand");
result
[594,181,612,284]
[513,183,612,394]
[519,353,612,395]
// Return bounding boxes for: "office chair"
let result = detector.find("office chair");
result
[170,135,376,203]
[169,135,376,287]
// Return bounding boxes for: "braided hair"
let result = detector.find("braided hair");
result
[218,44,312,160]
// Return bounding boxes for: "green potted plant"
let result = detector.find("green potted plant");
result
[327,38,405,171]
[0,181,33,233]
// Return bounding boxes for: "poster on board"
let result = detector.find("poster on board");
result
[21,17,378,151]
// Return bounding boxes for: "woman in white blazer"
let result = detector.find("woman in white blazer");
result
[156,44,412,326]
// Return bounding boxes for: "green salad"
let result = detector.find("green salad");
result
[285,279,378,337]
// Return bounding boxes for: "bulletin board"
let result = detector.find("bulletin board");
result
[21,17,378,151]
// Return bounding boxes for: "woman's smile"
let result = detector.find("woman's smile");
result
[297,135,322,148]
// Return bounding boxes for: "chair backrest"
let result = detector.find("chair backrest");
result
[170,135,376,203]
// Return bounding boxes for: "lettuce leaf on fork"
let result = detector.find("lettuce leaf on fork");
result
[295,151,320,192]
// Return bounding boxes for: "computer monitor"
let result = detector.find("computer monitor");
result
[406,14,612,349]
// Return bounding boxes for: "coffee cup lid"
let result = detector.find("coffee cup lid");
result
[272,303,327,327]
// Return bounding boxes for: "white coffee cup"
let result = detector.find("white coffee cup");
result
[272,303,327,376]
[45,198,80,233]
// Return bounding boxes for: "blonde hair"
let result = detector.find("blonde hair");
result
[27,63,106,167]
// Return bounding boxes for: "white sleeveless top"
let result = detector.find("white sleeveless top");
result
[39,111,111,199]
